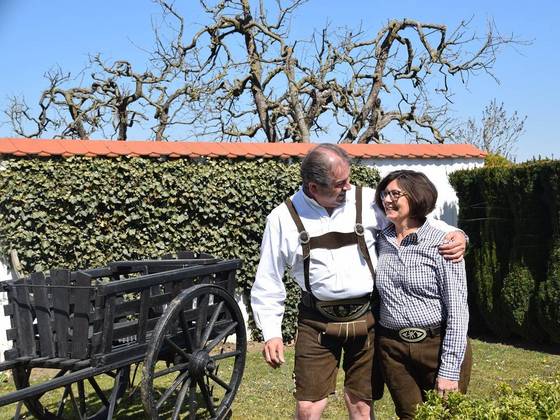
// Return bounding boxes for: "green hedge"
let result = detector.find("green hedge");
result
[450,160,560,344]
[0,156,379,342]
[416,376,560,419]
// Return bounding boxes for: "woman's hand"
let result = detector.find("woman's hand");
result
[435,376,459,397]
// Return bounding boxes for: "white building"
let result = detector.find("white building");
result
[365,156,483,227]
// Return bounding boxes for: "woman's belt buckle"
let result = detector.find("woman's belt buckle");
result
[398,327,428,343]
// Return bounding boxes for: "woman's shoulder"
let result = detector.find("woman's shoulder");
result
[418,219,448,245]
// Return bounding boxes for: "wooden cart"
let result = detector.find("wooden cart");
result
[0,251,246,419]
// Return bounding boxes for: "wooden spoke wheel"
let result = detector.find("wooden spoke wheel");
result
[12,366,130,420]
[141,284,246,420]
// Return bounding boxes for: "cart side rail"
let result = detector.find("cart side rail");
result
[2,268,94,364]
[91,259,241,364]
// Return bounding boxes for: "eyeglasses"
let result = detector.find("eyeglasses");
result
[380,189,407,201]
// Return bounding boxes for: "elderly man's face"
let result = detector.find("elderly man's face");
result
[310,161,351,210]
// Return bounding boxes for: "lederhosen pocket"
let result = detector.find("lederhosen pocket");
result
[300,308,375,343]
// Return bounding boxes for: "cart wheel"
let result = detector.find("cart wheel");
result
[142,284,246,420]
[12,365,129,420]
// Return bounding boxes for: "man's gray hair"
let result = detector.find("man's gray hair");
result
[301,144,350,189]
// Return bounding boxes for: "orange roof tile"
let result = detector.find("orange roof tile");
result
[0,139,19,154]
[0,138,487,160]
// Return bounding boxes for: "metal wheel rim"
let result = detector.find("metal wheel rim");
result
[141,284,246,420]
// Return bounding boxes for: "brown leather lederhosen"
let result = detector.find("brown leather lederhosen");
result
[284,185,376,320]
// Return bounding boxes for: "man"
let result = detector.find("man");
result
[250,144,466,420]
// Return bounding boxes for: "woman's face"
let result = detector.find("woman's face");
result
[381,179,411,224]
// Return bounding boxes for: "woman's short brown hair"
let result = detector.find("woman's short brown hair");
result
[374,170,438,220]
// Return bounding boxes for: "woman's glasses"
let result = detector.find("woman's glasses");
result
[380,189,407,201]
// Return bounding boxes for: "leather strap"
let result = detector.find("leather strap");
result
[284,198,312,294]
[355,186,376,282]
[377,324,443,342]
[309,231,356,249]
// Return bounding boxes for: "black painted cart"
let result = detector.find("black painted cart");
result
[0,251,246,419]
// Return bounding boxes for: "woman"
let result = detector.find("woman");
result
[373,170,472,419]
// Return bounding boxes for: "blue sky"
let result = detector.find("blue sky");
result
[0,0,558,162]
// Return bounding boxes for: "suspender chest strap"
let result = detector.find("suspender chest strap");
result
[354,186,377,281]
[284,197,313,294]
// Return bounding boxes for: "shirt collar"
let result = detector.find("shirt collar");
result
[415,218,431,239]
[300,187,322,210]
[381,218,429,245]
[381,223,396,238]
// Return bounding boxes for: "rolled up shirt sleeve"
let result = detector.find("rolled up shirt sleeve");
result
[250,214,288,342]
[437,258,469,381]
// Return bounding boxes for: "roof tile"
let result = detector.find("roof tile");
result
[59,140,93,155]
[0,139,18,154]
[104,141,132,155]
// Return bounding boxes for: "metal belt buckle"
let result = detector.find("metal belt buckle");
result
[315,299,370,322]
[398,327,427,343]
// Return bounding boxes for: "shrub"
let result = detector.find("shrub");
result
[500,264,538,342]
[450,160,560,344]
[472,242,511,338]
[537,244,560,344]
[415,376,560,419]
[484,153,512,167]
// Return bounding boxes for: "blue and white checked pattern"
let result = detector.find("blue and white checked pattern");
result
[376,220,469,381]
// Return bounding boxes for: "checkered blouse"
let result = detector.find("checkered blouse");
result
[376,220,469,381]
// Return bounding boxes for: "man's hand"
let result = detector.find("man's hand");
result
[262,337,285,369]
[439,231,467,262]
[435,376,459,398]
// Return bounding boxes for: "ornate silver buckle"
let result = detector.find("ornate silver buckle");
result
[315,297,370,322]
[398,327,427,343]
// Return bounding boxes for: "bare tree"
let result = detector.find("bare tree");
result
[7,68,103,139]
[449,99,526,158]
[4,1,522,143]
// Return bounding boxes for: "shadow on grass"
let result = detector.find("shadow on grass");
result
[470,331,560,355]
[0,382,228,419]
[114,384,224,419]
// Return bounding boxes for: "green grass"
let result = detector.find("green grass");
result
[0,338,558,419]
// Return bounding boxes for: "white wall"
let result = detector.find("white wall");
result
[0,259,15,362]
[360,157,484,227]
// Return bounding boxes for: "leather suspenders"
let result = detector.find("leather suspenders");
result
[284,186,376,303]
[354,186,377,280]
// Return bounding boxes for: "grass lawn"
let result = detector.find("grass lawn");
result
[0,337,558,419]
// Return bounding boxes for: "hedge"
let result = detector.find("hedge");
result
[0,156,379,342]
[416,376,560,419]
[450,160,560,344]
